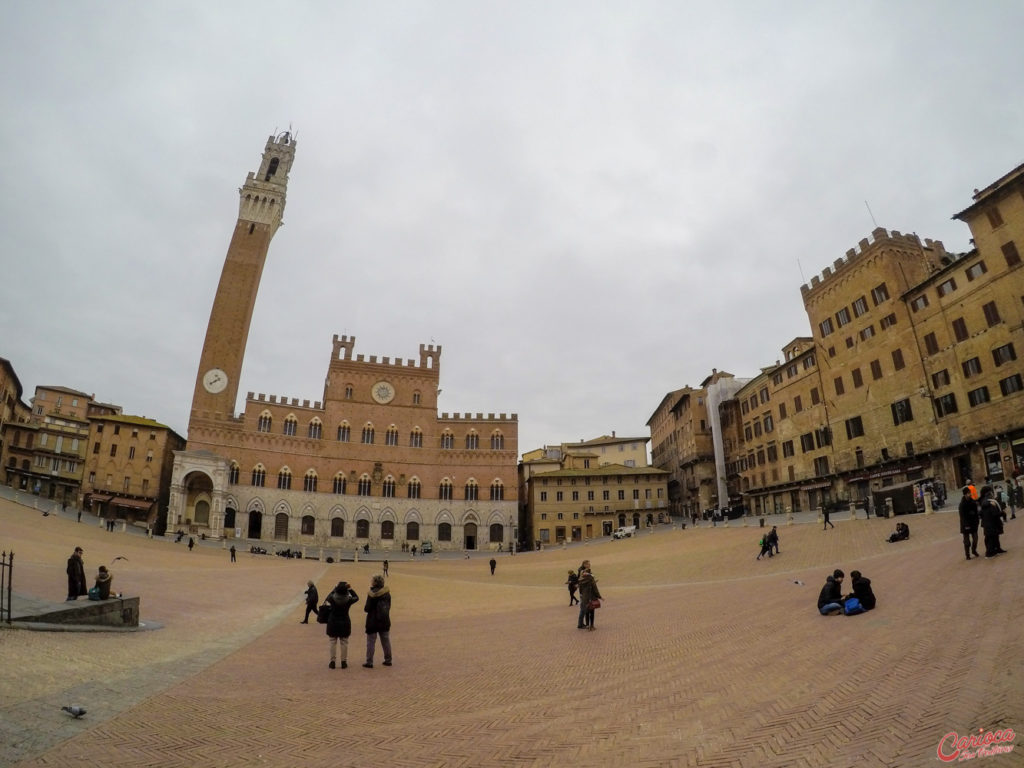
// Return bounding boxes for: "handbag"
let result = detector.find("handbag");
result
[88,586,101,601]
[316,600,332,624]
[587,598,601,610]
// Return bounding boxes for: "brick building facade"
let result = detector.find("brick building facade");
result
[170,132,518,551]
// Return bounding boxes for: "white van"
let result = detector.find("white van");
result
[612,525,637,539]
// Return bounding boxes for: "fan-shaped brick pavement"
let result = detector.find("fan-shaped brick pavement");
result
[1,496,1021,767]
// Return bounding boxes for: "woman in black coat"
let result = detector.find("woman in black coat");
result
[979,485,1005,558]
[325,581,359,669]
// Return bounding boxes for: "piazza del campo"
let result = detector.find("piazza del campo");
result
[1,130,1022,767]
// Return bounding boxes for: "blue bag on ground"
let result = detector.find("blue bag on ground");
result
[843,597,864,615]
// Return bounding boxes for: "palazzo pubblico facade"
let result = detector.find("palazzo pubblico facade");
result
[169,133,519,552]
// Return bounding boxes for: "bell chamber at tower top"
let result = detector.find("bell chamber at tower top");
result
[237,132,297,229]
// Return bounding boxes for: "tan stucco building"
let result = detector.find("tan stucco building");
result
[170,132,519,551]
[81,414,185,530]
[731,162,1024,514]
[648,370,747,519]
[524,457,669,546]
[1,385,95,503]
[0,358,30,458]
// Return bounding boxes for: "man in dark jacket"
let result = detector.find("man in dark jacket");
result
[301,580,319,624]
[980,485,1006,558]
[66,547,86,601]
[326,581,359,669]
[847,570,876,610]
[958,486,980,560]
[817,570,843,615]
[363,574,392,668]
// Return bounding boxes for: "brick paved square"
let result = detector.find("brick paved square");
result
[1,497,1020,767]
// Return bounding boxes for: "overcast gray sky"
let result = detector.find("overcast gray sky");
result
[1,2,1021,455]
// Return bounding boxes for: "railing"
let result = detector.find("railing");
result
[1,550,12,624]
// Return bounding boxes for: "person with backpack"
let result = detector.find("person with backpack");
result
[324,581,359,669]
[363,574,392,668]
[565,570,580,605]
[756,534,772,560]
[845,570,876,613]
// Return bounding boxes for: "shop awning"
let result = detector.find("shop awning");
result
[89,494,113,503]
[111,497,153,511]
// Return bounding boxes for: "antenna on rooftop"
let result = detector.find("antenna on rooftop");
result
[797,258,805,283]
[865,200,878,228]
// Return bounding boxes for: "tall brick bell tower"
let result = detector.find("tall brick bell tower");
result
[189,131,296,429]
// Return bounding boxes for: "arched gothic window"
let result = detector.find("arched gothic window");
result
[356,519,369,538]
[229,463,240,485]
[381,520,395,539]
[332,473,346,494]
[441,431,454,449]
[464,479,479,501]
[301,515,315,535]
[308,419,323,439]
[409,428,423,448]
[331,517,344,537]
[466,432,479,449]
[257,412,272,432]
[277,468,292,490]
[407,521,420,540]
[385,427,399,446]
[251,465,266,487]
[283,416,297,436]
[303,470,318,493]
[361,424,375,444]
[490,480,504,501]
[407,478,421,499]
[490,431,505,450]
[439,479,453,501]
[382,477,396,498]
[438,522,452,541]
[357,474,372,496]
[337,423,351,442]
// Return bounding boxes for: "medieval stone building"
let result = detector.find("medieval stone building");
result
[169,133,518,551]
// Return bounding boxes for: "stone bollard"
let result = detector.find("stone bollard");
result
[924,492,934,515]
